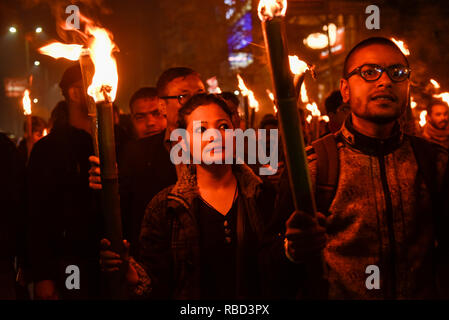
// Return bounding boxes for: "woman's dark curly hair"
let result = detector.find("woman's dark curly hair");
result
[177,93,234,129]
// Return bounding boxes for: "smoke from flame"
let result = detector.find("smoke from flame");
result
[22,90,32,115]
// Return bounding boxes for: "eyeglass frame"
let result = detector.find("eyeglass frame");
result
[344,63,411,82]
[160,94,193,105]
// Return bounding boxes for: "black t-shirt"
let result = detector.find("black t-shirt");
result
[198,193,239,300]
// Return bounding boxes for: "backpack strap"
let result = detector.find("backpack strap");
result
[312,134,340,215]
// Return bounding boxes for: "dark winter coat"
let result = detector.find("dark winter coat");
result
[27,126,102,299]
[130,163,285,299]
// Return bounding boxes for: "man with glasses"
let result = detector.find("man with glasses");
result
[157,67,206,149]
[279,37,449,299]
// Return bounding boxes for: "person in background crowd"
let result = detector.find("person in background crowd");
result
[129,87,167,140]
[17,116,48,162]
[0,132,26,300]
[220,91,242,129]
[324,90,350,133]
[27,63,102,300]
[422,100,449,149]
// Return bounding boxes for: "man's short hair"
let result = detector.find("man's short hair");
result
[343,37,410,78]
[220,91,240,107]
[59,63,82,100]
[129,87,158,113]
[324,90,343,114]
[24,116,47,133]
[426,99,448,116]
[156,67,201,97]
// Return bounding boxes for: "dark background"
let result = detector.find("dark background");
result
[1,0,449,138]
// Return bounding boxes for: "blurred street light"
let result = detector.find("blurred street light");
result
[35,27,42,33]
[34,60,40,66]
[9,26,17,33]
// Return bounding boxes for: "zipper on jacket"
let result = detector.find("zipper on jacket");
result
[377,144,397,299]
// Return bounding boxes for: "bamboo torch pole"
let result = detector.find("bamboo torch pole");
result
[259,1,316,214]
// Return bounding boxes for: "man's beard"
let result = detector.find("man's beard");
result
[432,120,448,130]
[351,99,404,125]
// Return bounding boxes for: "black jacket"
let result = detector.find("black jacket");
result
[27,126,102,299]
[118,131,177,256]
[0,133,26,262]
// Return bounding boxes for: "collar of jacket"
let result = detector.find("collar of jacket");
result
[338,114,404,156]
[166,163,263,211]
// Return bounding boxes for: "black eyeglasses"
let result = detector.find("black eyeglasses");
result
[345,64,411,82]
[160,94,192,105]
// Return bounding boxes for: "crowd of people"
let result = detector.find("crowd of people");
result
[1,36,449,300]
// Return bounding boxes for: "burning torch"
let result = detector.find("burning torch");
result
[22,89,33,158]
[258,0,316,214]
[237,74,259,129]
[39,19,125,298]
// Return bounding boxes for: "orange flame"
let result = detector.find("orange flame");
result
[430,79,440,89]
[306,115,312,123]
[321,115,330,123]
[237,74,259,112]
[38,42,83,61]
[288,55,309,75]
[38,16,118,103]
[266,89,277,113]
[419,110,427,127]
[306,102,321,117]
[410,96,417,109]
[433,92,449,105]
[301,82,309,103]
[22,89,31,115]
[390,38,410,56]
[86,26,118,102]
[258,0,287,21]
[43,129,48,137]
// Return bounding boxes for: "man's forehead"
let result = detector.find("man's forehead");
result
[348,44,408,70]
[167,75,204,93]
[432,104,449,112]
[132,97,159,110]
